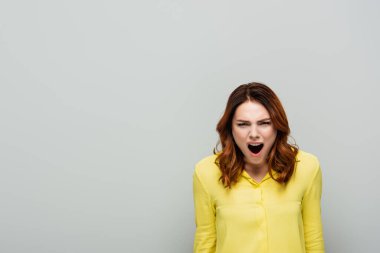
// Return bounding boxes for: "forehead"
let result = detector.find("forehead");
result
[233,100,270,121]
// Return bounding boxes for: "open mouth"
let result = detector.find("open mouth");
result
[248,143,264,154]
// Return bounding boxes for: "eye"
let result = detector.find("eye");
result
[260,122,271,125]
[237,123,248,127]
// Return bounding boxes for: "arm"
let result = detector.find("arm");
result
[192,168,216,253]
[302,161,325,253]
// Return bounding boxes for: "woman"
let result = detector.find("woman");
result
[192,82,325,253]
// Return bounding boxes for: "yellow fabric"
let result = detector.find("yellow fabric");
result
[192,150,324,253]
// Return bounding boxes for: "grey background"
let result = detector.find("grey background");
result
[1,1,379,252]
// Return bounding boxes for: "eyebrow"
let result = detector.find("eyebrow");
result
[236,118,271,123]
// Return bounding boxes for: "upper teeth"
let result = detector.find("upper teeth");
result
[250,144,261,146]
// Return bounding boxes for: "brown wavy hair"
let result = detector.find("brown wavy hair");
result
[213,82,299,188]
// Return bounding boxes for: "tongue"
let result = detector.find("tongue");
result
[248,144,264,154]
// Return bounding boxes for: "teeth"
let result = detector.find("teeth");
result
[249,143,261,146]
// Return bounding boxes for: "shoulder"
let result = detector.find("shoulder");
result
[193,153,222,185]
[293,149,321,180]
[296,149,320,168]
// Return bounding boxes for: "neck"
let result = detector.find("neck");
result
[244,163,269,181]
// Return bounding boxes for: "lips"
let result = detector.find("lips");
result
[248,143,264,154]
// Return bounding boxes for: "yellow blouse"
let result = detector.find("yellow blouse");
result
[192,150,324,253]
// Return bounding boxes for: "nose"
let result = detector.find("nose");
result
[249,125,259,139]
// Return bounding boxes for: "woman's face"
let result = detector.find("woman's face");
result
[231,100,277,169]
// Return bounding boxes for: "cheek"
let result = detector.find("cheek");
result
[269,131,277,144]
[232,129,245,145]
[232,127,242,138]
[263,129,277,141]
[231,130,238,144]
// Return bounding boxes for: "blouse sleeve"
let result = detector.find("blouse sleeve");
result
[192,168,216,253]
[301,160,325,253]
